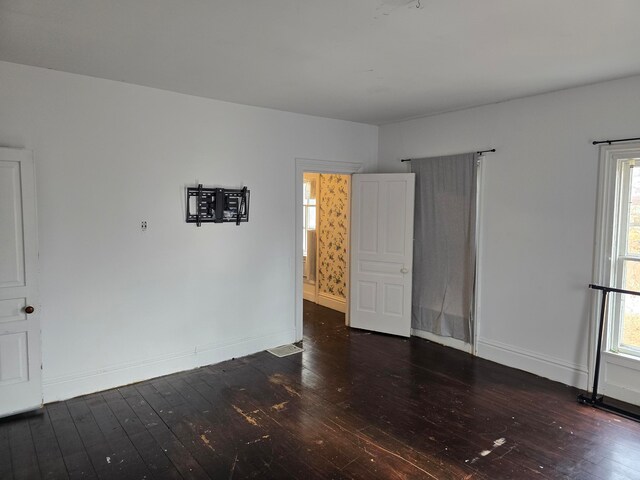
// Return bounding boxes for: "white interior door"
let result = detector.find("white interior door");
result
[350,173,415,336]
[0,148,42,417]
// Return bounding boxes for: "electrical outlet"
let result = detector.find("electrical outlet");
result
[141,221,148,231]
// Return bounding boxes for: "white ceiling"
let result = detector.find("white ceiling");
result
[2,0,640,124]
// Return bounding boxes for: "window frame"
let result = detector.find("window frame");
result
[302,177,317,258]
[609,159,640,356]
[594,144,640,362]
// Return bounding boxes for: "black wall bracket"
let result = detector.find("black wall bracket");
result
[186,184,249,226]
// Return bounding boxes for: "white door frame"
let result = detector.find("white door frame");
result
[294,158,364,341]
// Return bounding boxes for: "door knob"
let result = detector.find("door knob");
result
[25,306,35,314]
[400,268,409,274]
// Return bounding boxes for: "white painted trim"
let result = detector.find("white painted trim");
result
[43,328,295,403]
[411,328,472,354]
[294,158,363,341]
[589,144,615,390]
[303,282,317,302]
[317,292,346,313]
[344,175,352,326]
[477,337,589,388]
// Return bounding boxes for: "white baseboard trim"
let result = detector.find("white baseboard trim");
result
[43,329,296,403]
[411,328,472,354]
[303,282,316,302]
[477,337,589,389]
[317,292,346,313]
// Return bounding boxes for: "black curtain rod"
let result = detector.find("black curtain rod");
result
[400,149,495,162]
[592,137,640,146]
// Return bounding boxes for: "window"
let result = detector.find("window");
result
[594,144,640,403]
[609,155,640,357]
[302,176,317,258]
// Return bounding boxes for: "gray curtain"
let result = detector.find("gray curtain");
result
[410,153,477,343]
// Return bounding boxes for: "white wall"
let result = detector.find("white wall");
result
[379,75,640,389]
[0,61,378,402]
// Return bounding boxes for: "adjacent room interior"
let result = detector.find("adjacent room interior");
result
[1,1,640,478]
[302,172,350,317]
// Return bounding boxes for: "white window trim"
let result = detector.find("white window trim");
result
[591,142,640,388]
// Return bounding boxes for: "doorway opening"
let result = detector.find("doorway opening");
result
[302,172,351,316]
[294,159,363,341]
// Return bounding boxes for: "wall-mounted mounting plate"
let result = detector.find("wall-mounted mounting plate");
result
[186,184,249,226]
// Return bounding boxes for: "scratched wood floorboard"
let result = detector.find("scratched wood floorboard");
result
[3,300,640,479]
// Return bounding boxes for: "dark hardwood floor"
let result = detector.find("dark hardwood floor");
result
[3,301,640,479]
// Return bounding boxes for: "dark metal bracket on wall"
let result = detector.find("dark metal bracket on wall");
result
[577,284,640,423]
[185,184,249,226]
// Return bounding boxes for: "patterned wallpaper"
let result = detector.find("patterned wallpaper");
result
[318,174,350,299]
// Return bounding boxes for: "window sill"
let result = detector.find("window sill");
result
[603,350,640,368]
